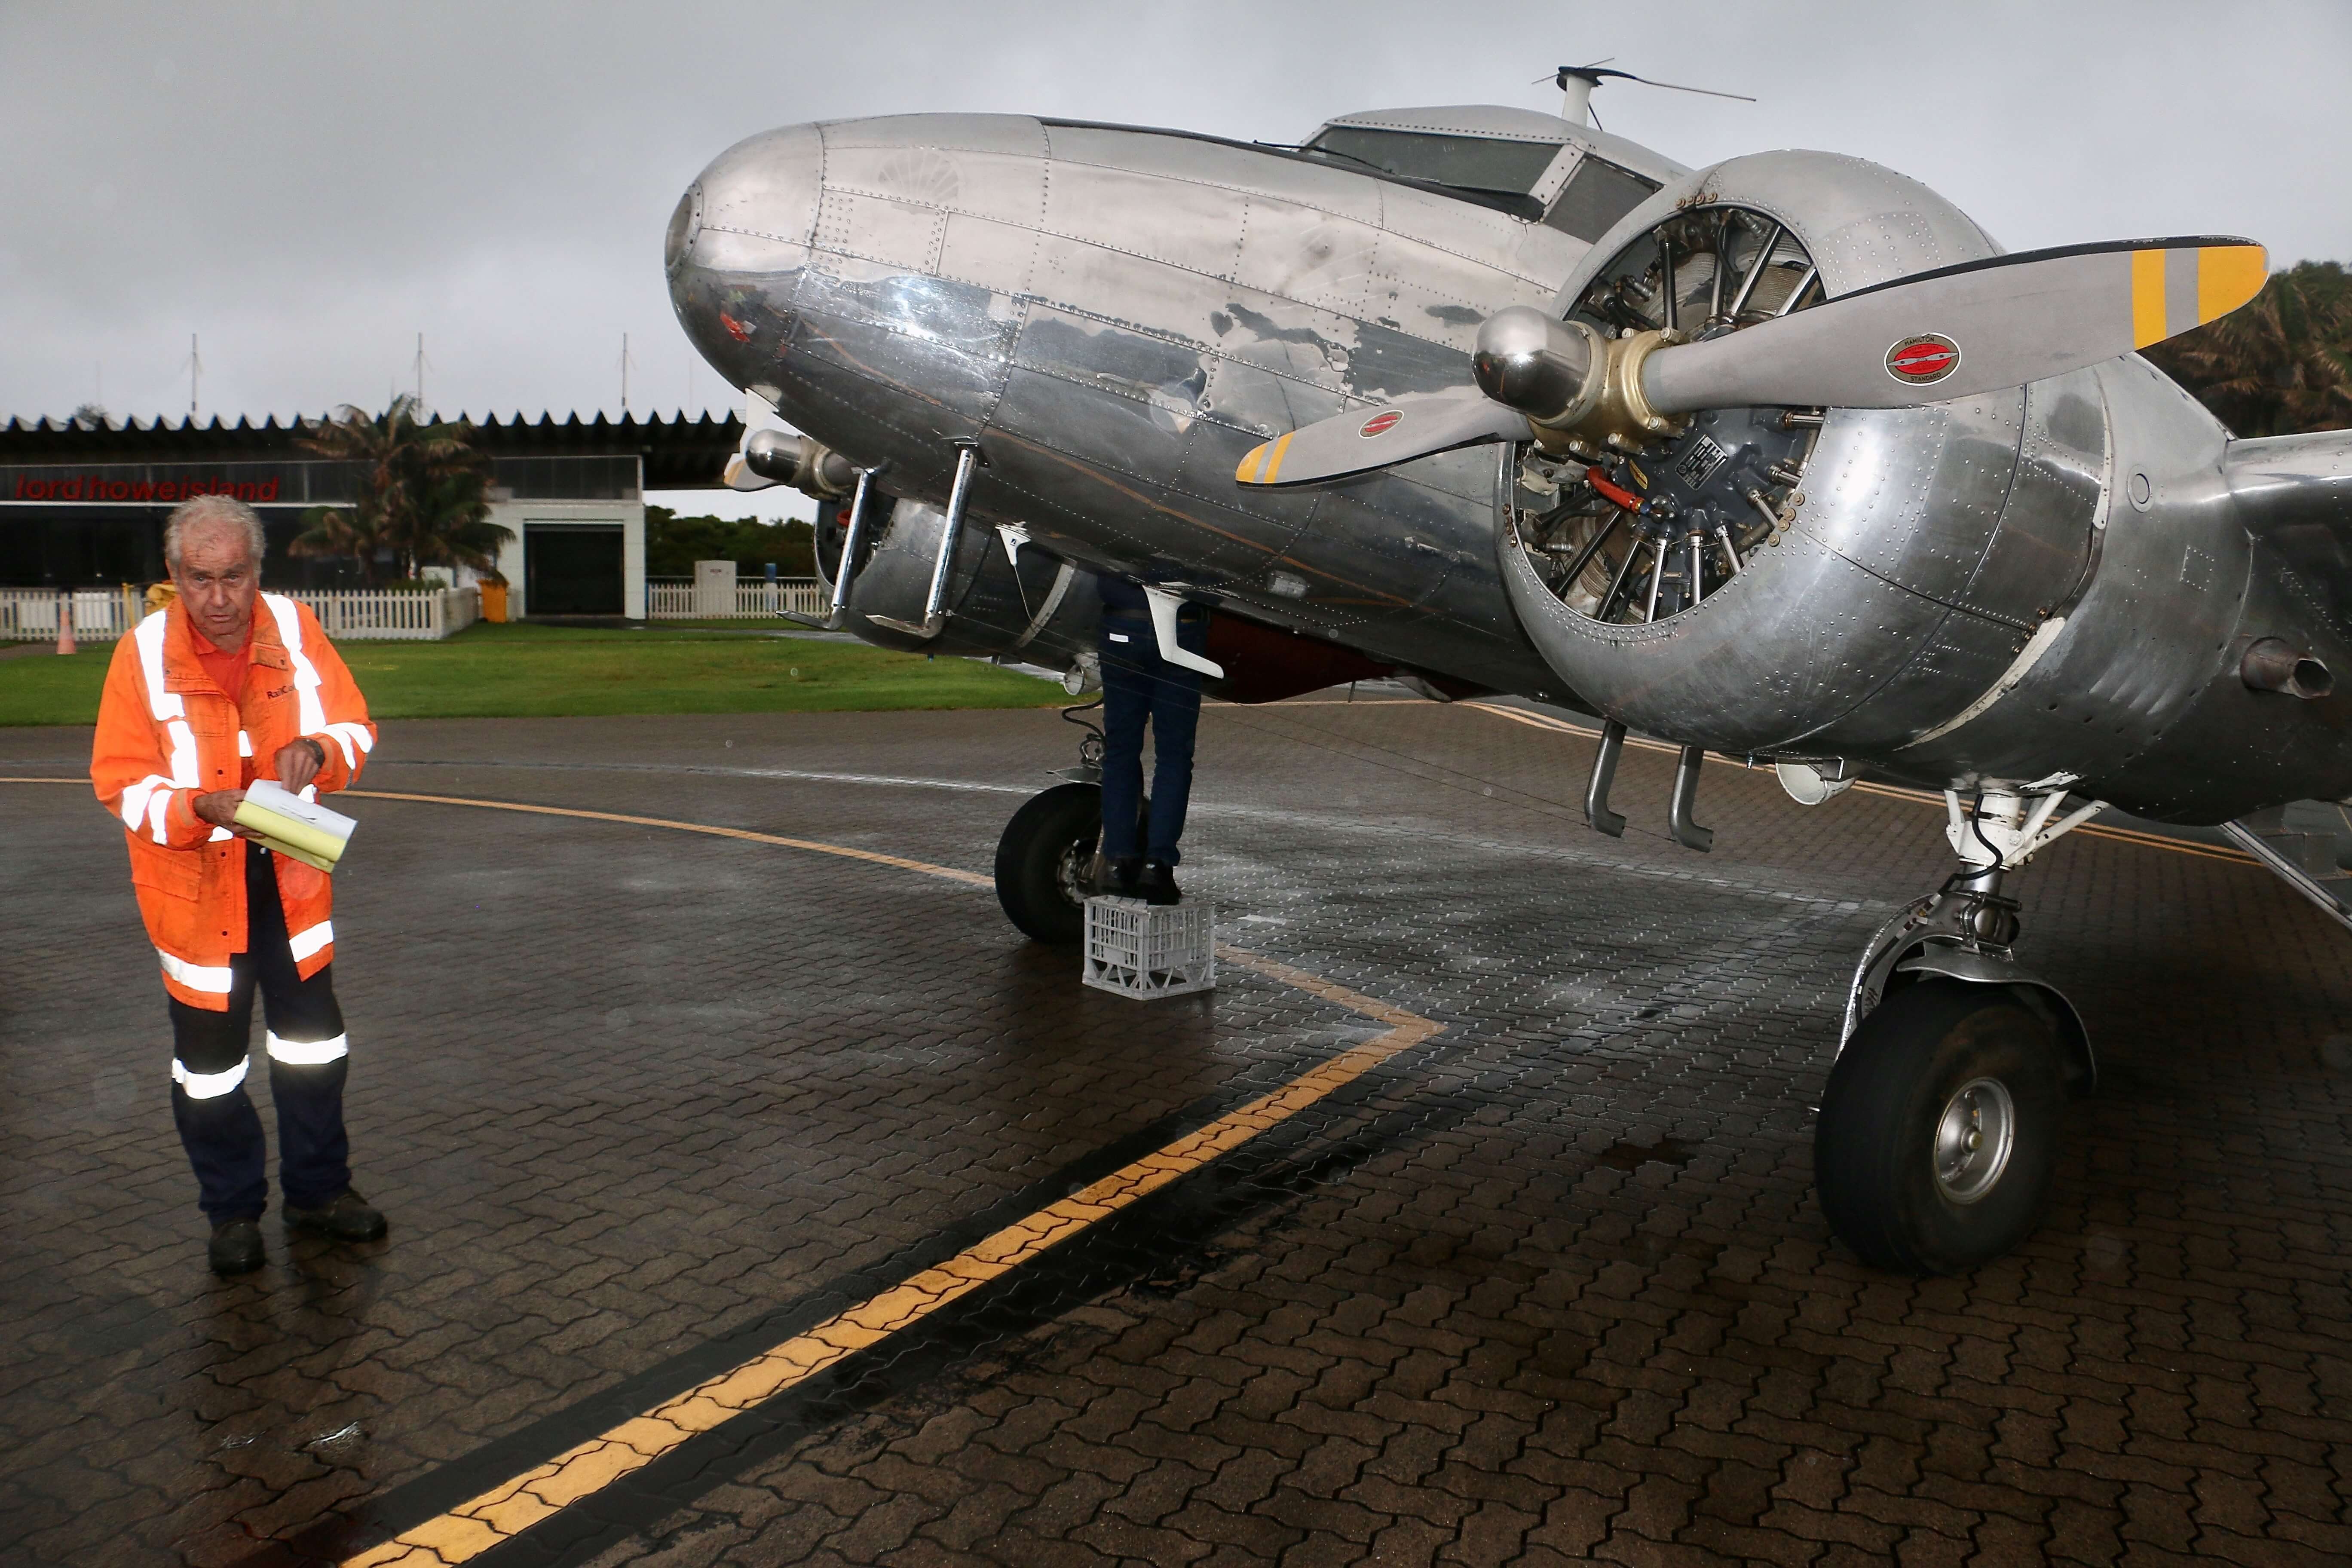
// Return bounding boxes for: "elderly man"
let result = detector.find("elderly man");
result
[91,496,384,1275]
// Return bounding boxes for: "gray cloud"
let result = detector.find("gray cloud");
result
[4,0,2346,441]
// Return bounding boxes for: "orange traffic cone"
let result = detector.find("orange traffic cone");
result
[55,595,75,656]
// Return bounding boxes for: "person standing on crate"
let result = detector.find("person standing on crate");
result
[89,495,386,1277]
[1092,576,1209,906]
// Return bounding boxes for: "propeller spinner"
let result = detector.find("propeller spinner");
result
[1234,236,2267,489]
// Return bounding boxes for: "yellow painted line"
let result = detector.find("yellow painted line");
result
[217,786,1436,1565]
[1234,440,1266,484]
[349,975,1433,1565]
[2132,248,2169,348]
[342,790,994,886]
[1457,702,2259,866]
[2197,243,2267,326]
[0,777,80,784]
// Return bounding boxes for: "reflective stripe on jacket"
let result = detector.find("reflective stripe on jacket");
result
[90,594,377,1009]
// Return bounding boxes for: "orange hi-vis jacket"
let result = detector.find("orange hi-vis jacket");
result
[90,594,377,1010]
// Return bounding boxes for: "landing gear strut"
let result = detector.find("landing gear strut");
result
[1815,787,2099,1274]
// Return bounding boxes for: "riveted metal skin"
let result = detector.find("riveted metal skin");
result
[1495,150,2352,822]
[668,109,1689,707]
[825,494,1106,667]
[674,119,2352,826]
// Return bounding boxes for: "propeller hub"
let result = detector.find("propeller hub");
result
[1473,311,1689,457]
[1473,308,1603,428]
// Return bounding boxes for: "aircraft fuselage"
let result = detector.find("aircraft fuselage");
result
[667,111,1654,699]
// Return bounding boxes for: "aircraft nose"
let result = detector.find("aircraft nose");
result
[666,123,824,362]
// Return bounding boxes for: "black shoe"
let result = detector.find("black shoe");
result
[1091,854,1143,898]
[1139,862,1181,906]
[284,1188,388,1243]
[208,1218,264,1276]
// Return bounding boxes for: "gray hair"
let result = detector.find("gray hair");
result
[164,494,267,572]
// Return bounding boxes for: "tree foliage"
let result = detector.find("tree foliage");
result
[290,396,515,586]
[2145,261,2352,437]
[644,505,815,578]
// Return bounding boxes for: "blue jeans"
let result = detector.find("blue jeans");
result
[1099,611,1206,865]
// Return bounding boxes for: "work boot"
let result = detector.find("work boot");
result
[1140,862,1181,906]
[284,1188,388,1243]
[208,1218,265,1276]
[1091,854,1143,898]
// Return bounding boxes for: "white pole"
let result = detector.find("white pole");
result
[1559,74,1595,125]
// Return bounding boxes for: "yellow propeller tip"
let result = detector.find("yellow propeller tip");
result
[2133,242,2272,347]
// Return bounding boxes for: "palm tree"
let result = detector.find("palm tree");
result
[2144,261,2352,437]
[291,395,513,585]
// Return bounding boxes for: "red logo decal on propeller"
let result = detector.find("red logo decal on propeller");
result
[1886,334,1960,385]
[1360,410,1403,438]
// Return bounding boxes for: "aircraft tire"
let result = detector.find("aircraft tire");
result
[994,783,1102,946]
[1815,979,2062,1275]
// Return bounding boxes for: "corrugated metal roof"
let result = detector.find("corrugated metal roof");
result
[0,410,746,489]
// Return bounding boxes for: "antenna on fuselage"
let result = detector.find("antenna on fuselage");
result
[1541,63,1755,128]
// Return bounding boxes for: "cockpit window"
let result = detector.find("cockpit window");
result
[1301,127,1563,200]
[1544,156,1662,242]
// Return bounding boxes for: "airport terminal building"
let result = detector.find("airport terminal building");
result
[0,410,740,618]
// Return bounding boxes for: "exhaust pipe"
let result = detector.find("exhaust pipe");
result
[2242,637,2335,699]
[743,429,858,498]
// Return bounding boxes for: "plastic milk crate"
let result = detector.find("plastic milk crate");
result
[1082,896,1216,999]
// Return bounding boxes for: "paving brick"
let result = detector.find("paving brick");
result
[6,702,2352,1566]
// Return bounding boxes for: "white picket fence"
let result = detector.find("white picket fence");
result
[0,587,144,642]
[0,586,480,643]
[298,586,480,640]
[646,577,827,620]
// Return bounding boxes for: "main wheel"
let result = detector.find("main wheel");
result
[1815,979,2063,1274]
[993,783,1102,945]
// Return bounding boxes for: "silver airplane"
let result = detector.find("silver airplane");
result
[663,69,2351,1274]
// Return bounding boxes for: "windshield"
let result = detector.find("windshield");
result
[1302,126,1563,199]
[1544,155,1663,243]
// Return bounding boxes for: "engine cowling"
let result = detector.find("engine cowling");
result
[1490,150,2351,819]
[812,495,1102,673]
[815,493,1416,703]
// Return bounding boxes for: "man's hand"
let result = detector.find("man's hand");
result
[275,738,326,795]
[193,789,248,830]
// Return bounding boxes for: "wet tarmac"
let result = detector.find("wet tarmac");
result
[4,696,2351,1566]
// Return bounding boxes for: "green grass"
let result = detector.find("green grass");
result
[0,622,1068,726]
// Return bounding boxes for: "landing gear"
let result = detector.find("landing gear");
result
[994,783,1101,946]
[1816,979,2062,1274]
[1815,786,2101,1274]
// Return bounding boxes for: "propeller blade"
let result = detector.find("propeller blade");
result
[1234,393,1530,488]
[1641,237,2268,413]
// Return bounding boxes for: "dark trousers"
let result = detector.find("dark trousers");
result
[1099,611,1206,865]
[169,846,352,1225]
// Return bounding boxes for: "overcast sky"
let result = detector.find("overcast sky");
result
[3,1,2346,521]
